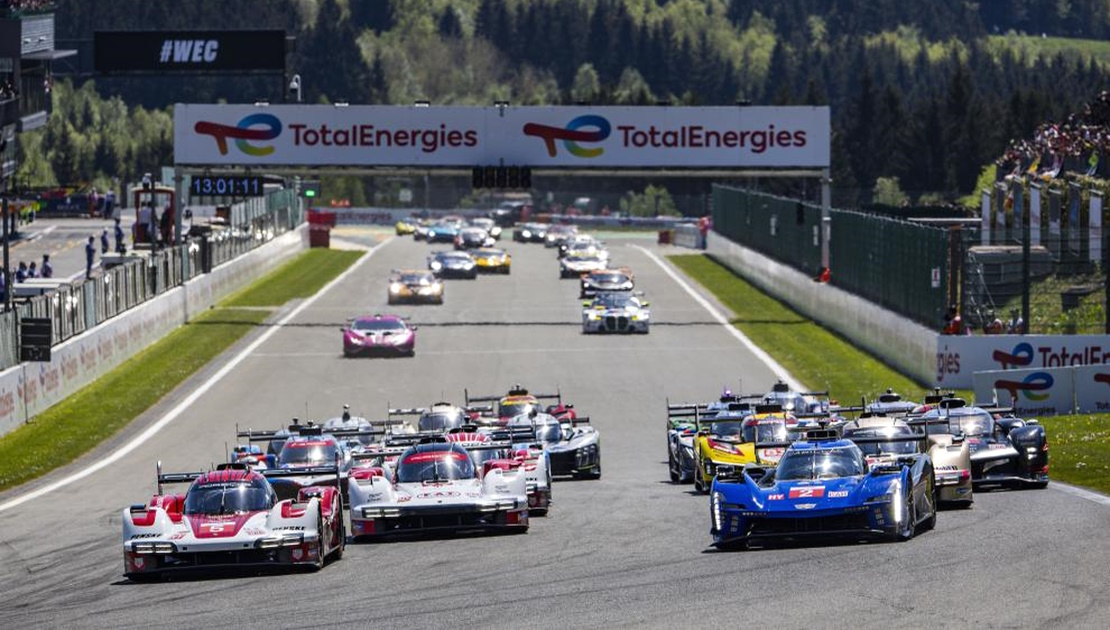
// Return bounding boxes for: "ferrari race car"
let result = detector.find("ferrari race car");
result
[842,415,973,506]
[347,438,529,540]
[560,252,608,278]
[465,384,563,424]
[341,314,416,357]
[544,224,577,248]
[395,216,420,236]
[691,404,795,493]
[510,410,600,479]
[388,269,444,304]
[122,462,345,580]
[428,250,478,279]
[582,292,650,334]
[579,268,635,299]
[472,247,512,274]
[710,430,937,549]
[909,398,1048,489]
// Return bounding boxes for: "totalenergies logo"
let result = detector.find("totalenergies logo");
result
[992,342,1035,370]
[994,371,1054,401]
[1094,373,1110,388]
[523,115,610,158]
[194,113,282,156]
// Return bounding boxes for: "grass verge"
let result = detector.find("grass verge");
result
[0,249,363,492]
[668,253,1106,493]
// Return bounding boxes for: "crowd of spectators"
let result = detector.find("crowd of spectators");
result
[998,91,1110,179]
[0,1,56,15]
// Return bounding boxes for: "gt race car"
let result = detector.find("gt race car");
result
[710,431,937,550]
[388,269,444,304]
[472,247,512,274]
[582,292,650,334]
[560,252,608,278]
[347,439,530,540]
[341,314,416,357]
[428,250,478,279]
[513,222,549,243]
[122,462,345,580]
[579,268,634,298]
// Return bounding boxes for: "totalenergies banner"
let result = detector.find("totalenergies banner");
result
[1075,364,1110,413]
[972,367,1075,417]
[174,105,830,167]
[936,334,1110,388]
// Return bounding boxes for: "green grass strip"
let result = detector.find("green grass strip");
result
[225,249,363,307]
[668,253,1106,494]
[0,249,362,492]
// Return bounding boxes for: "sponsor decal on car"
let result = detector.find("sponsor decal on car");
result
[828,490,849,498]
[794,503,817,510]
[789,486,825,499]
[767,493,785,500]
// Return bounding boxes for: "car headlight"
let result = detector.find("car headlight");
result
[389,283,403,293]
[491,227,501,236]
[390,334,409,345]
[712,491,723,531]
[521,230,531,238]
[430,261,442,270]
[587,312,601,320]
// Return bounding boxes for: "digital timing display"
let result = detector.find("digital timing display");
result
[190,175,265,197]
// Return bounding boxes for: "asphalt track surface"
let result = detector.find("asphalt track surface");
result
[1,235,1108,629]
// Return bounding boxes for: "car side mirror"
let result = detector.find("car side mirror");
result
[951,434,965,444]
[582,301,592,307]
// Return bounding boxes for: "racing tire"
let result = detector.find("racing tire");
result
[331,501,346,561]
[668,450,680,483]
[310,509,326,571]
[923,476,937,531]
[693,465,705,494]
[896,489,916,542]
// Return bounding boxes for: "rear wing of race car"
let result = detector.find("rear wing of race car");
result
[236,424,384,443]
[387,407,427,416]
[155,460,341,495]
[464,387,562,406]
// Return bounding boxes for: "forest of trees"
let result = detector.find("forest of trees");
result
[19,0,1110,209]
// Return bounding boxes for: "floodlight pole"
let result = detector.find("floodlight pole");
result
[820,168,831,270]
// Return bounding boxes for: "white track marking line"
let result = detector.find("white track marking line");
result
[0,238,392,512]
[632,245,804,391]
[1051,482,1110,508]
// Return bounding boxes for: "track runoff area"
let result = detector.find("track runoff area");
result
[0,106,1104,627]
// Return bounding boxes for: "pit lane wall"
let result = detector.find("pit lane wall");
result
[0,226,308,438]
[705,230,936,385]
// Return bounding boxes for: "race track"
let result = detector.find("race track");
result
[1,235,1108,629]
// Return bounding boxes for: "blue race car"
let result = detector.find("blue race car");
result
[709,430,936,550]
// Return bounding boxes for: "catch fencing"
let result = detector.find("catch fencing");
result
[0,188,304,370]
[712,185,951,327]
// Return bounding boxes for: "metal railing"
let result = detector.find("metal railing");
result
[0,189,303,370]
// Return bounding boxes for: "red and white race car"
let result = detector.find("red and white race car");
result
[121,462,345,580]
[348,438,529,540]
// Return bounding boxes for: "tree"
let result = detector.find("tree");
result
[571,64,601,104]
[613,67,654,105]
[437,7,463,39]
[873,177,909,206]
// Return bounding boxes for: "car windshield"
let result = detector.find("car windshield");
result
[278,440,339,466]
[764,393,809,412]
[399,273,433,284]
[591,273,629,284]
[570,254,603,263]
[420,411,466,432]
[535,422,563,444]
[396,450,475,483]
[954,412,995,436]
[593,294,634,308]
[439,253,471,261]
[500,401,535,418]
[353,319,406,331]
[185,479,273,515]
[776,446,867,480]
[477,249,504,257]
[709,420,744,439]
[743,422,788,443]
[467,446,509,468]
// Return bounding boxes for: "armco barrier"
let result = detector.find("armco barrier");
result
[707,231,937,386]
[0,225,308,438]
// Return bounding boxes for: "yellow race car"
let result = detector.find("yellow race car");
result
[692,406,794,493]
[387,269,444,304]
[472,247,511,274]
[395,216,420,235]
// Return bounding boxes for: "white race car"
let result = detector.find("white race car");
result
[582,292,650,334]
[560,252,609,278]
[121,462,345,580]
[348,439,529,540]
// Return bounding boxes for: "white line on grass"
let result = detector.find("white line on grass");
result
[0,238,392,512]
[632,245,805,392]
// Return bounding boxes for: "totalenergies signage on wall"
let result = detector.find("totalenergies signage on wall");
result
[174,104,831,167]
[936,334,1110,388]
[972,367,1075,417]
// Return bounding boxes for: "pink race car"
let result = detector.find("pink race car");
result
[341,314,416,357]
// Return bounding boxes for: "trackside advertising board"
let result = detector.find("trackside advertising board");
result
[1075,364,1110,413]
[936,334,1110,388]
[174,105,831,167]
[972,367,1075,417]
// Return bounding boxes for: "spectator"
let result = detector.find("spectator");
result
[1007,309,1025,334]
[984,316,1004,334]
[85,235,95,279]
[15,261,27,283]
[114,217,125,254]
[40,254,52,279]
[100,227,109,254]
[27,261,36,278]
[104,189,116,219]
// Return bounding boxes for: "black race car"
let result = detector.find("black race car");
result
[428,250,478,279]
[909,398,1048,489]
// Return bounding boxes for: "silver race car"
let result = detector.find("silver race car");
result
[582,292,650,334]
[510,410,601,479]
